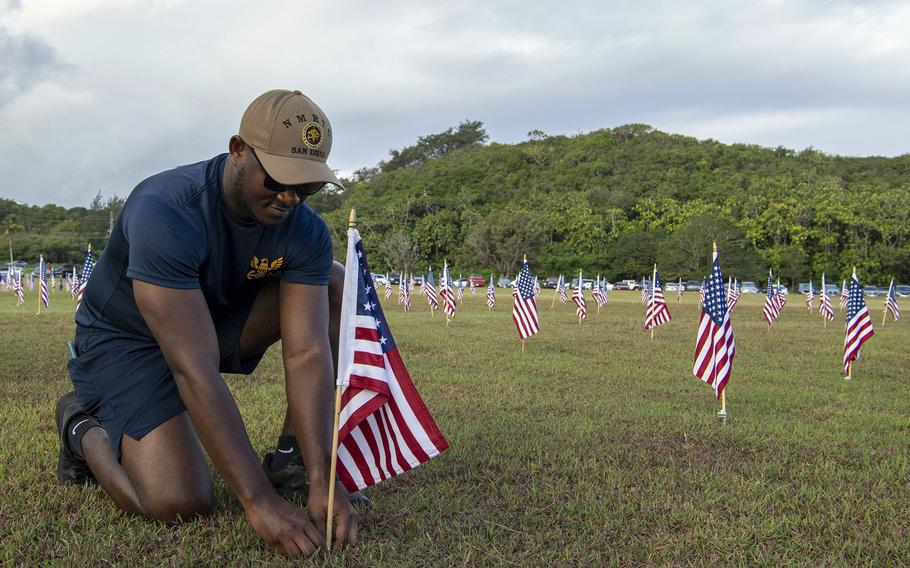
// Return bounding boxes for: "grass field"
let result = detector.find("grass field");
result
[1,287,908,566]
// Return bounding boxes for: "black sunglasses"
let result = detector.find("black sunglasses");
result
[247,146,325,197]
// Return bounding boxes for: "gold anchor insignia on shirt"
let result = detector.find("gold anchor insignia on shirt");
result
[247,256,284,280]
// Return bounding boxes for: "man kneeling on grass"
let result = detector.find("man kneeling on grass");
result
[55,89,364,557]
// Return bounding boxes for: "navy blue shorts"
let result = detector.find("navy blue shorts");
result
[66,291,266,460]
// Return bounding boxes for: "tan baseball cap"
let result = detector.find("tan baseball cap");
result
[239,89,341,187]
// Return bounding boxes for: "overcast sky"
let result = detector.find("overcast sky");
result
[2,0,909,208]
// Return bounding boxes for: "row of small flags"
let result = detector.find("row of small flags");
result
[374,253,896,419]
[4,246,94,313]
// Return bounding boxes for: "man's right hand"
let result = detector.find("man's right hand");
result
[245,493,325,557]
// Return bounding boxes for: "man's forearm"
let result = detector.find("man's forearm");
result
[174,366,274,506]
[283,345,335,485]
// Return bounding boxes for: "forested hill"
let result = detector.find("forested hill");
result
[3,123,908,284]
[311,123,910,284]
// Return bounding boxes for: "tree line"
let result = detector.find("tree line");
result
[312,123,910,286]
[4,123,908,286]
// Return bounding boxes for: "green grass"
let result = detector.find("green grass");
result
[1,288,908,566]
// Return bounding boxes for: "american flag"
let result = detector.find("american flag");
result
[597,276,608,307]
[334,226,449,492]
[762,270,780,325]
[557,275,567,304]
[843,270,874,375]
[640,278,649,303]
[693,248,735,399]
[775,279,787,310]
[677,277,684,302]
[839,279,849,308]
[819,273,835,322]
[699,278,706,307]
[403,274,412,311]
[884,278,900,321]
[397,273,406,304]
[384,277,393,300]
[806,280,814,311]
[533,277,541,298]
[486,274,496,309]
[27,273,34,291]
[591,276,604,307]
[727,278,741,312]
[470,279,476,296]
[13,270,25,305]
[38,255,49,310]
[456,277,465,301]
[424,269,438,310]
[70,270,79,298]
[49,268,56,292]
[644,268,671,330]
[512,259,540,339]
[76,247,94,310]
[571,271,587,320]
[440,262,456,318]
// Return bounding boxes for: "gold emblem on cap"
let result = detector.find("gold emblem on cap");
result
[302,122,323,149]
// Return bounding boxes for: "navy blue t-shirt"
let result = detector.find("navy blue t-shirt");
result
[77,154,333,338]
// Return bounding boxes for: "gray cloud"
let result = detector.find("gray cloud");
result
[0,26,68,107]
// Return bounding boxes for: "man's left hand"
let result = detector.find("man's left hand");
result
[308,480,359,550]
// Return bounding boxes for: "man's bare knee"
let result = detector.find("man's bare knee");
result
[143,489,215,523]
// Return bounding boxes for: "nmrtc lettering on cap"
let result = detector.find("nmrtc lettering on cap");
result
[239,89,341,187]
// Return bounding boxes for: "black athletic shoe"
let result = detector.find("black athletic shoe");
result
[55,391,96,485]
[262,452,370,508]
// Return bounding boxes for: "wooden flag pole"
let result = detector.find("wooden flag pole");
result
[846,361,853,381]
[326,382,343,549]
[711,243,728,423]
[649,264,656,339]
[326,209,357,549]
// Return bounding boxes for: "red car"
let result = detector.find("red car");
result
[468,274,485,286]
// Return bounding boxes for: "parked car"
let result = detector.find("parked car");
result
[543,277,560,289]
[468,274,485,287]
[371,273,389,286]
[864,285,884,297]
[740,281,760,294]
[497,277,512,288]
[665,281,680,292]
[59,263,81,276]
[896,285,910,297]
[797,283,820,295]
[685,279,702,291]
[612,281,631,290]
[824,284,840,296]
[616,279,640,290]
[33,266,64,277]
